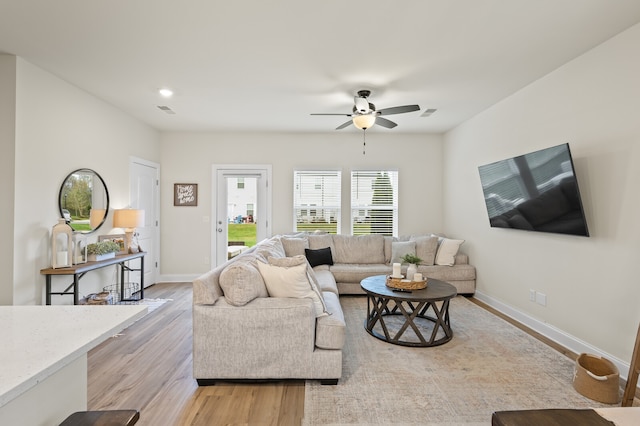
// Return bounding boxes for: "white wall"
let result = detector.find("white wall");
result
[0,55,17,305]
[160,132,443,276]
[443,23,640,366]
[11,57,160,305]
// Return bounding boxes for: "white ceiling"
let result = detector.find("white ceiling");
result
[2,1,640,134]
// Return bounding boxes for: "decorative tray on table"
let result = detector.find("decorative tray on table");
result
[386,275,428,290]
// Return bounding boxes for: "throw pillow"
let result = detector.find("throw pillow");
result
[257,259,327,317]
[390,241,416,264]
[435,238,465,266]
[411,235,439,266]
[268,255,328,315]
[219,261,268,306]
[305,247,334,267]
[281,236,309,257]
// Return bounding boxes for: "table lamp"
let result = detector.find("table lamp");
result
[113,209,145,253]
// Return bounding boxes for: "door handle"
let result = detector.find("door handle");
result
[217,228,223,232]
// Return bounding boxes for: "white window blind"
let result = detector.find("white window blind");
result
[293,171,341,234]
[351,170,398,236]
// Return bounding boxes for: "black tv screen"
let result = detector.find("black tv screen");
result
[478,143,589,236]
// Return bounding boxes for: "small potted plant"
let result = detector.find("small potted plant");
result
[87,240,121,262]
[401,253,423,281]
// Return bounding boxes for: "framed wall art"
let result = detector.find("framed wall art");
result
[174,183,198,206]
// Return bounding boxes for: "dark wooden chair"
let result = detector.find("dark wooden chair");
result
[59,410,139,426]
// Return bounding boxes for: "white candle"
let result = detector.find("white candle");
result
[392,263,401,277]
[413,273,423,282]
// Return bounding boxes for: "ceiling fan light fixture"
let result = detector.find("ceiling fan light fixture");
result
[352,114,376,130]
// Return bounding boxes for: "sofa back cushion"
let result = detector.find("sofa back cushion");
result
[332,234,385,264]
[307,234,336,257]
[219,261,269,306]
[281,236,309,257]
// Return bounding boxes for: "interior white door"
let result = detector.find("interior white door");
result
[213,165,271,267]
[130,158,160,288]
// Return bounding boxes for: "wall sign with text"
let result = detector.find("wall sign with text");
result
[174,183,198,206]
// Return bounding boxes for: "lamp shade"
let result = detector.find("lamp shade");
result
[113,209,145,229]
[352,114,376,130]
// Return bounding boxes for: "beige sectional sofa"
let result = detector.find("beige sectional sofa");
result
[192,233,475,384]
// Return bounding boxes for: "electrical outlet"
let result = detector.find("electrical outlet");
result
[204,256,210,265]
[536,292,547,306]
[529,289,536,302]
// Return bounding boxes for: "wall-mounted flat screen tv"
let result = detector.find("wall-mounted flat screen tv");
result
[478,143,589,237]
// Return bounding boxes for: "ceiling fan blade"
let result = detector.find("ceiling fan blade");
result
[354,96,370,113]
[375,117,397,129]
[336,120,353,130]
[310,113,352,116]
[376,105,420,116]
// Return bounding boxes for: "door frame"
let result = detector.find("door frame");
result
[211,164,272,267]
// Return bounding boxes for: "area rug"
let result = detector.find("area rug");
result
[134,298,171,313]
[303,296,614,425]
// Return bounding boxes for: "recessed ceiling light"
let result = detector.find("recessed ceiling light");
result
[158,88,174,98]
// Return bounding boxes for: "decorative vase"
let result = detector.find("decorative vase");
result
[406,263,418,281]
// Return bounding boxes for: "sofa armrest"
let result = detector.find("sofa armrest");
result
[193,297,317,379]
[455,253,469,265]
[193,268,224,305]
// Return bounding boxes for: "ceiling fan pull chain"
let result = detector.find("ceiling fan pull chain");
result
[363,130,366,155]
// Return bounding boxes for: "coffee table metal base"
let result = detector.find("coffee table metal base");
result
[364,294,453,347]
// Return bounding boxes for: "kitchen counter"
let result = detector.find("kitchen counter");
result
[0,304,147,424]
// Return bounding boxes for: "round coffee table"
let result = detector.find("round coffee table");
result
[360,275,457,347]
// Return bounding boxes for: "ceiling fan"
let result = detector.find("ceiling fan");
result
[311,90,420,130]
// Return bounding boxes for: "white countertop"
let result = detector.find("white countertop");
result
[0,305,147,407]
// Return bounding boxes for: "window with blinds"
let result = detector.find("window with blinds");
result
[293,171,341,234]
[351,170,398,236]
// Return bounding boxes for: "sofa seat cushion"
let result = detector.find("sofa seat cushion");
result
[316,291,346,350]
[329,263,392,284]
[417,264,476,282]
[313,269,338,295]
[332,234,385,264]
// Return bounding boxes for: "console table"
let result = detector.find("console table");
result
[40,252,146,305]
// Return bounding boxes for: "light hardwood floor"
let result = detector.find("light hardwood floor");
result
[87,282,304,426]
[89,283,637,425]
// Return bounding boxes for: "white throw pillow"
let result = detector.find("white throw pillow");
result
[257,259,327,317]
[390,241,416,264]
[435,238,465,266]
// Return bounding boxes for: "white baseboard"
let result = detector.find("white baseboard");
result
[156,274,200,283]
[473,290,631,381]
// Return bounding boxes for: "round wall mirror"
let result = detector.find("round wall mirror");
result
[58,168,109,233]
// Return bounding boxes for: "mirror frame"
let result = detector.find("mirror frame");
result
[58,168,110,234]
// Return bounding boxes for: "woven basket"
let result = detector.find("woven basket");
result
[572,353,620,404]
[386,276,427,290]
